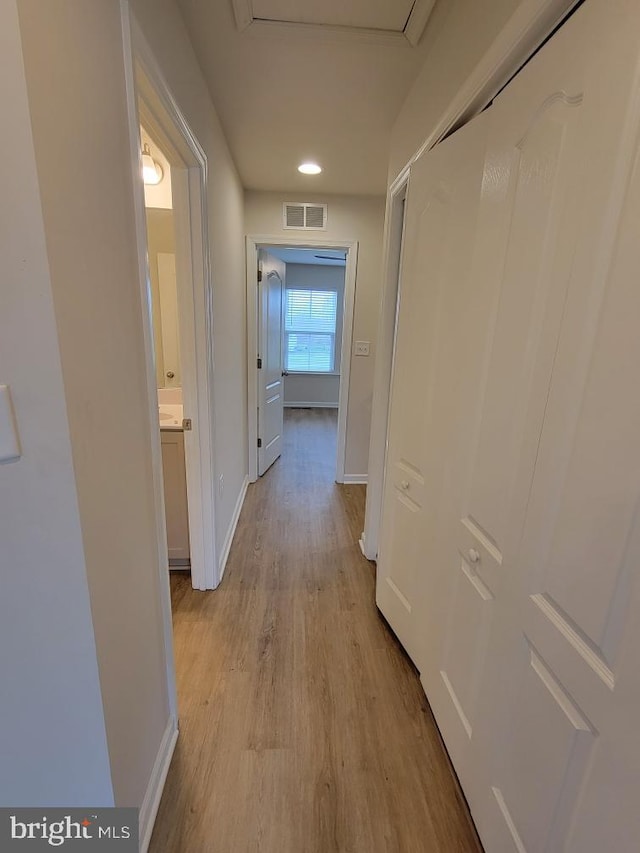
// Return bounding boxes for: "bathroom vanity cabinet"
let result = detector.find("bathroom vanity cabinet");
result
[160,429,190,566]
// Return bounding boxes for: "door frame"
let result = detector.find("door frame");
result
[122,0,220,596]
[363,0,581,560]
[246,236,359,484]
[361,171,409,560]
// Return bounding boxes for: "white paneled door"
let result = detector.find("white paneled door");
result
[376,108,490,666]
[257,250,285,475]
[465,1,640,846]
[377,0,640,848]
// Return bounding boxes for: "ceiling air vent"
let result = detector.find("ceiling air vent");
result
[283,202,327,231]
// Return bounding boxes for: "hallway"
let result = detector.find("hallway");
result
[150,409,480,852]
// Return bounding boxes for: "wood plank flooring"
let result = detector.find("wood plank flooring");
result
[150,408,481,852]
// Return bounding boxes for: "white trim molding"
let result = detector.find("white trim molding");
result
[284,402,339,409]
[120,0,179,727]
[359,534,374,560]
[362,171,409,563]
[139,717,179,853]
[218,475,249,581]
[342,475,368,485]
[246,235,358,486]
[231,0,435,48]
[404,0,436,47]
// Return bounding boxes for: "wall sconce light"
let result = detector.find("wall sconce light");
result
[141,142,163,185]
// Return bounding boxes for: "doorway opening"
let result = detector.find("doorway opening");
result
[131,66,219,595]
[141,125,191,574]
[246,238,359,484]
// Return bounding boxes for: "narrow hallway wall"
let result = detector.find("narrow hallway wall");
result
[1,0,113,806]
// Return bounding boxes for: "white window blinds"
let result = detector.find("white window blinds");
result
[284,288,338,372]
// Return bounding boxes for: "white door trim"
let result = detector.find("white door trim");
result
[122,6,219,594]
[120,0,178,736]
[361,169,409,560]
[364,0,581,561]
[246,235,359,484]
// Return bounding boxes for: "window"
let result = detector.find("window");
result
[284,288,338,372]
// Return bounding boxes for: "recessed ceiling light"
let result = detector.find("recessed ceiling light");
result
[298,162,322,175]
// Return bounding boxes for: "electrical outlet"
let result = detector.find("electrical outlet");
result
[219,473,224,496]
[354,341,370,356]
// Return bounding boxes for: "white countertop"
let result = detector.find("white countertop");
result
[159,403,183,430]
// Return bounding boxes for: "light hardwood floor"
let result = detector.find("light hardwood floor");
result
[150,408,481,852]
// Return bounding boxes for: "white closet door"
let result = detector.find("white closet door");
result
[376,0,640,847]
[417,13,593,794]
[487,149,640,853]
[447,0,640,849]
[375,110,489,665]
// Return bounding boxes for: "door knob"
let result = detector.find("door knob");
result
[166,371,175,379]
[468,548,480,564]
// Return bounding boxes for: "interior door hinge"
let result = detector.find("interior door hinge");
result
[257,438,262,448]
[257,357,262,369]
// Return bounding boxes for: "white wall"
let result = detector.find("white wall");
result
[245,192,386,478]
[283,263,344,408]
[14,0,250,809]
[16,0,173,809]
[131,0,248,558]
[389,0,522,184]
[285,375,341,408]
[0,0,113,806]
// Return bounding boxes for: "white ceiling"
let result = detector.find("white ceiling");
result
[175,0,437,195]
[269,247,347,266]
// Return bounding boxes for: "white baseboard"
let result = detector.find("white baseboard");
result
[359,532,377,561]
[218,475,249,580]
[341,474,368,484]
[139,716,178,853]
[284,401,339,409]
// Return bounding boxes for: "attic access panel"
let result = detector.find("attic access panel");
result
[233,0,435,46]
[251,0,414,32]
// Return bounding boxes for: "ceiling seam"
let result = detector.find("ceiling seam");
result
[402,0,418,33]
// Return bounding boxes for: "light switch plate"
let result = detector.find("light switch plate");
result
[354,341,370,356]
[0,385,21,463]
